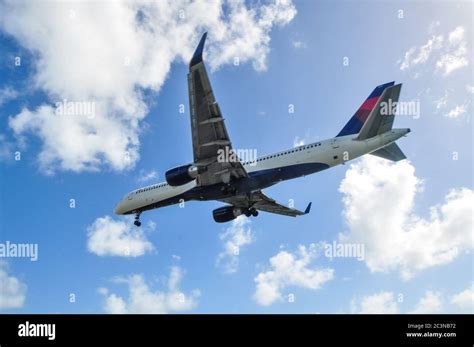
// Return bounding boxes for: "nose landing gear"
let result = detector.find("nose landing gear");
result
[134,211,142,227]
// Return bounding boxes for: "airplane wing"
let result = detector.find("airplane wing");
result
[220,191,312,217]
[188,32,247,186]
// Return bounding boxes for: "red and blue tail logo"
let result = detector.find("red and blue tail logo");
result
[336,81,395,137]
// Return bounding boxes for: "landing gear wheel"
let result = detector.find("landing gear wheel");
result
[244,209,251,217]
[134,211,142,227]
[251,209,258,217]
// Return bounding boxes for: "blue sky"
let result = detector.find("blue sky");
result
[0,1,472,314]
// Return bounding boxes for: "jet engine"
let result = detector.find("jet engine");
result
[165,164,199,186]
[212,206,242,223]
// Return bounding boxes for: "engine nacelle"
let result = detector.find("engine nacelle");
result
[213,206,242,223]
[165,164,198,186]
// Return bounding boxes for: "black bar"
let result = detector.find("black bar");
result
[0,314,472,345]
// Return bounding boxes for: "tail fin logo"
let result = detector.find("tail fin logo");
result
[336,82,395,137]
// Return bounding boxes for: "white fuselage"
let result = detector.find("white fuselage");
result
[114,128,409,215]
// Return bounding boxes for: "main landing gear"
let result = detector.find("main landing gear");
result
[134,211,142,227]
[244,207,258,218]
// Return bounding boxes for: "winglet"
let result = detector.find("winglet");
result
[304,202,312,214]
[189,32,207,68]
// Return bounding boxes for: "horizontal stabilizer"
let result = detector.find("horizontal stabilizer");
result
[370,142,406,162]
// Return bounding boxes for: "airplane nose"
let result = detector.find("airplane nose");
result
[114,203,124,215]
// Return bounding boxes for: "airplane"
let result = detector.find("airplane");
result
[114,32,410,226]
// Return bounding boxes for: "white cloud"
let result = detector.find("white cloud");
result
[399,47,416,71]
[428,20,441,34]
[414,36,444,65]
[206,0,297,71]
[399,26,468,77]
[100,267,200,313]
[351,290,440,314]
[216,216,254,274]
[0,262,27,310]
[436,27,469,76]
[447,26,465,45]
[293,131,317,148]
[87,215,154,257]
[352,287,473,314]
[450,283,474,311]
[445,103,468,119]
[253,244,334,306]
[433,90,449,110]
[9,105,140,174]
[410,291,442,314]
[466,85,474,94]
[399,35,443,71]
[291,40,306,49]
[432,89,470,120]
[339,157,474,280]
[0,134,14,162]
[293,136,306,147]
[0,0,296,174]
[137,169,158,183]
[0,86,18,106]
[351,291,398,314]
